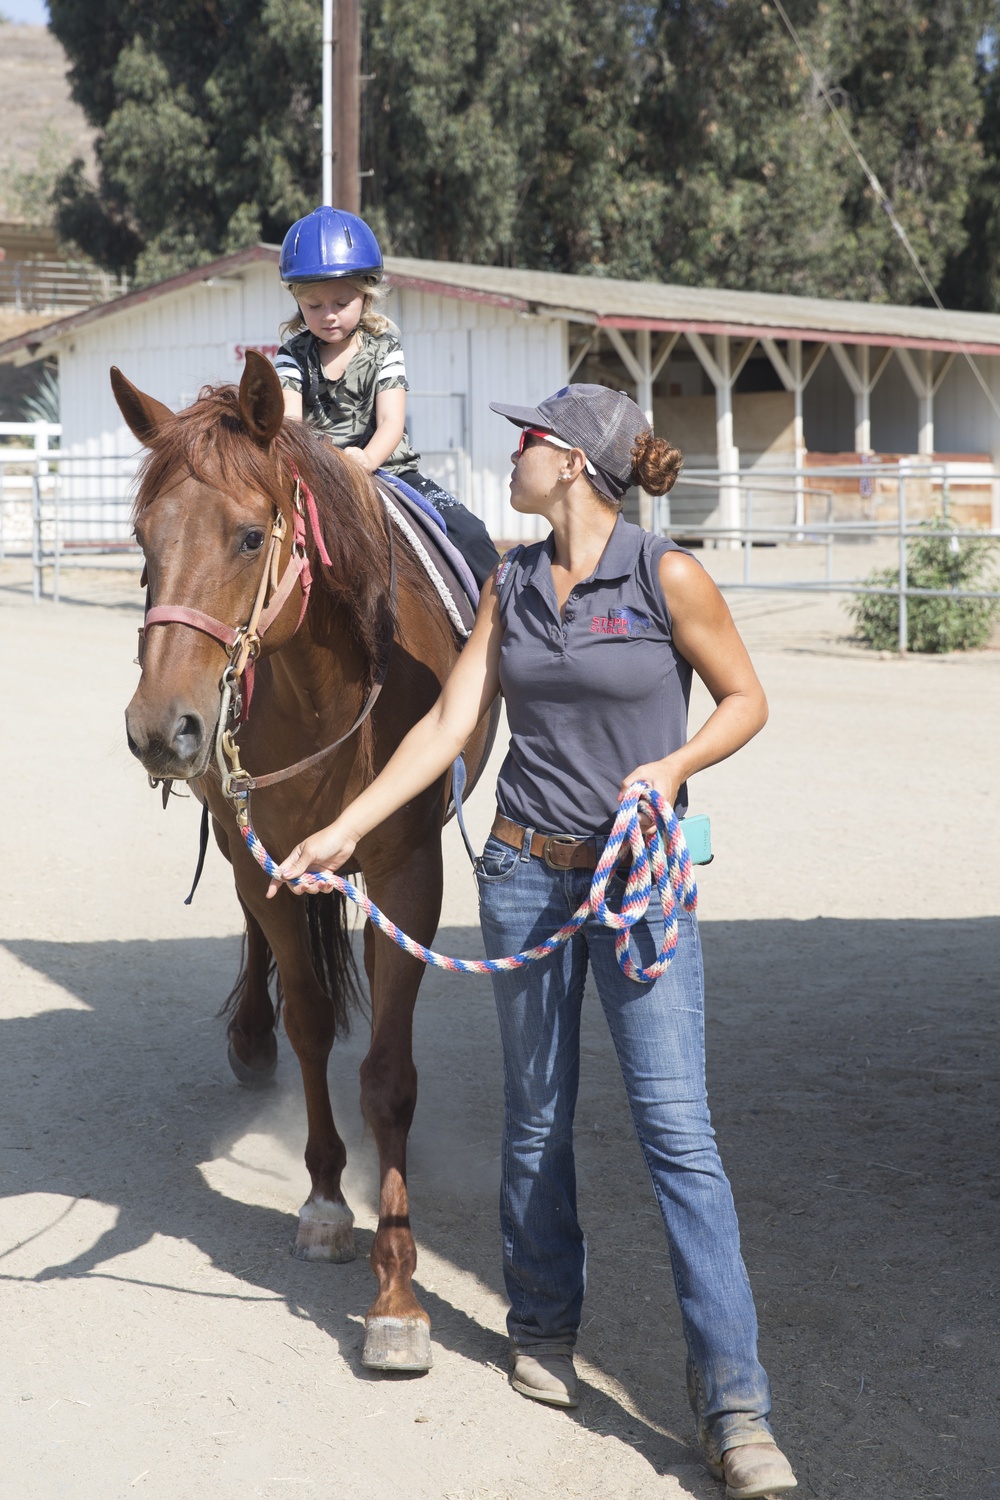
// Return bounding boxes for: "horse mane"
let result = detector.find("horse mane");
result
[131,382,452,777]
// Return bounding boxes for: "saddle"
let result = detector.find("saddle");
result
[376,474,478,635]
[375,473,498,857]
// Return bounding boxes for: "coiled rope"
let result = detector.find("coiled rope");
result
[240,781,697,984]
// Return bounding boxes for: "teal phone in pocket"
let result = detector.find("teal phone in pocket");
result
[679,813,713,866]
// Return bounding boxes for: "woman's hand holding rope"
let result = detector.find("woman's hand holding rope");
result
[255,781,698,984]
[266,819,359,898]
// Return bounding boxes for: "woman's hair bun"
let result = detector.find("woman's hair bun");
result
[631,430,682,495]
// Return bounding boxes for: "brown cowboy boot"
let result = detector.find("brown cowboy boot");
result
[707,1440,798,1499]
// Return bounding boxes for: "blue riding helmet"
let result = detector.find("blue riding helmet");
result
[279,206,383,286]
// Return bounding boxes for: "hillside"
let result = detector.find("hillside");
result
[0,21,96,221]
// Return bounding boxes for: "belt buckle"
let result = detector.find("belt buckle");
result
[542,835,580,870]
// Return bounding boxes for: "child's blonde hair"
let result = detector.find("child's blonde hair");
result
[280,277,391,340]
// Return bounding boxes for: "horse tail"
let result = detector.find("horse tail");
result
[220,893,364,1039]
[305,889,366,1036]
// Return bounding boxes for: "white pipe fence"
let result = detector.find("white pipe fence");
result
[0,427,140,603]
[5,448,1000,654]
[0,431,474,605]
[660,462,1000,655]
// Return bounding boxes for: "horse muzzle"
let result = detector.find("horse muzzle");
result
[125,698,213,781]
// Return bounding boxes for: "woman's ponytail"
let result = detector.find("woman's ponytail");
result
[631,430,682,495]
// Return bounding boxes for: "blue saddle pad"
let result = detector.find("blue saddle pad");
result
[376,473,479,611]
[376,469,447,533]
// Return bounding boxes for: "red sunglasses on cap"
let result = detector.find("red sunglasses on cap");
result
[517,427,597,476]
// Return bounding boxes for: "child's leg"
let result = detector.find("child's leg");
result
[398,470,499,587]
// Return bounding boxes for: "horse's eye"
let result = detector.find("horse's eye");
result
[240,529,266,554]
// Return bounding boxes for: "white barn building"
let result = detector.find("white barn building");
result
[5,244,1000,542]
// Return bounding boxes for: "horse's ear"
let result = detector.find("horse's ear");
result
[239,349,284,446]
[110,367,174,447]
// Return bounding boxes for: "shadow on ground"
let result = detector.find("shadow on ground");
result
[2,918,998,1498]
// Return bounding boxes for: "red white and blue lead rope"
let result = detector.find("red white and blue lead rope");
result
[239,781,697,984]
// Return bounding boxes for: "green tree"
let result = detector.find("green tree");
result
[940,29,1000,311]
[635,0,990,303]
[362,0,652,273]
[43,0,1000,306]
[829,0,991,304]
[48,0,323,284]
[847,519,1000,652]
[635,1,853,297]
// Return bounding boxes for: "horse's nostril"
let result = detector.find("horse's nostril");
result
[172,713,205,758]
[125,721,141,759]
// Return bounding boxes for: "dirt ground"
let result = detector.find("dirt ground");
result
[1,549,998,1500]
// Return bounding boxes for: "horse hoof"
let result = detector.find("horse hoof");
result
[227,1031,277,1088]
[292,1197,356,1262]
[362,1316,433,1373]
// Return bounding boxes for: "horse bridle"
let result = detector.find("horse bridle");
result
[138,462,396,823]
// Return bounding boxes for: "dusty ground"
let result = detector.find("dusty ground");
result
[1,550,998,1500]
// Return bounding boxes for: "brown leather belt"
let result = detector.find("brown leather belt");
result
[491,813,628,872]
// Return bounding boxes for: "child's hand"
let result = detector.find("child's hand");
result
[344,447,373,471]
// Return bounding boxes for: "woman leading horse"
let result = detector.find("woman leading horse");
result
[114,349,493,1374]
[269,383,797,1500]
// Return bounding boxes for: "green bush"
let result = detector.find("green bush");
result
[847,518,1000,653]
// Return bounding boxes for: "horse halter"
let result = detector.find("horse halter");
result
[137,461,395,817]
[139,465,318,714]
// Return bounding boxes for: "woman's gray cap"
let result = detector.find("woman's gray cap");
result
[489,383,651,502]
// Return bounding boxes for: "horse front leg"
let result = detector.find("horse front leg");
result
[358,847,442,1373]
[233,860,356,1264]
[210,813,279,1087]
[226,896,279,1086]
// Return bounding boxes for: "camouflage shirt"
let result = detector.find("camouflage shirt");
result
[272,326,419,474]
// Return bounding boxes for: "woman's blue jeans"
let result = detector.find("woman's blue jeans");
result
[476,833,774,1459]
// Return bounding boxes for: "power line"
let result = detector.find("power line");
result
[770,0,1000,426]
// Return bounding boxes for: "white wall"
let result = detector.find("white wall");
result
[802,341,1000,460]
[802,348,855,453]
[393,288,566,541]
[59,260,290,459]
[55,262,568,542]
[934,352,1000,458]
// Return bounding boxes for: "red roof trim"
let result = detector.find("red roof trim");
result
[384,272,530,313]
[594,314,1000,356]
[0,245,279,361]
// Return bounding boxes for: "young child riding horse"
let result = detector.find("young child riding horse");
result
[274,206,498,587]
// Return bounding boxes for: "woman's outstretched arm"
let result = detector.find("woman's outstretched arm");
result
[267,573,503,895]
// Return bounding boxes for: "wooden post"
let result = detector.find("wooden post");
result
[322,0,333,204]
[333,0,361,213]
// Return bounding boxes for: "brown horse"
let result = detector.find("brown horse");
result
[114,350,493,1373]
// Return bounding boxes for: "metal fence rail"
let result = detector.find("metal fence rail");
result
[657,462,1000,654]
[0,259,129,311]
[5,454,1000,652]
[0,435,140,602]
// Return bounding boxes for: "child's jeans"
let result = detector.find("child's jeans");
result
[399,469,499,587]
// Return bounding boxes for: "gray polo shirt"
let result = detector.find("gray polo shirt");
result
[495,516,694,836]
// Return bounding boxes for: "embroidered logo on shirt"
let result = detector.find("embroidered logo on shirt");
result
[590,607,651,636]
[495,549,517,589]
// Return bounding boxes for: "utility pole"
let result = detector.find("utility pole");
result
[332,0,361,214]
[322,0,333,205]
